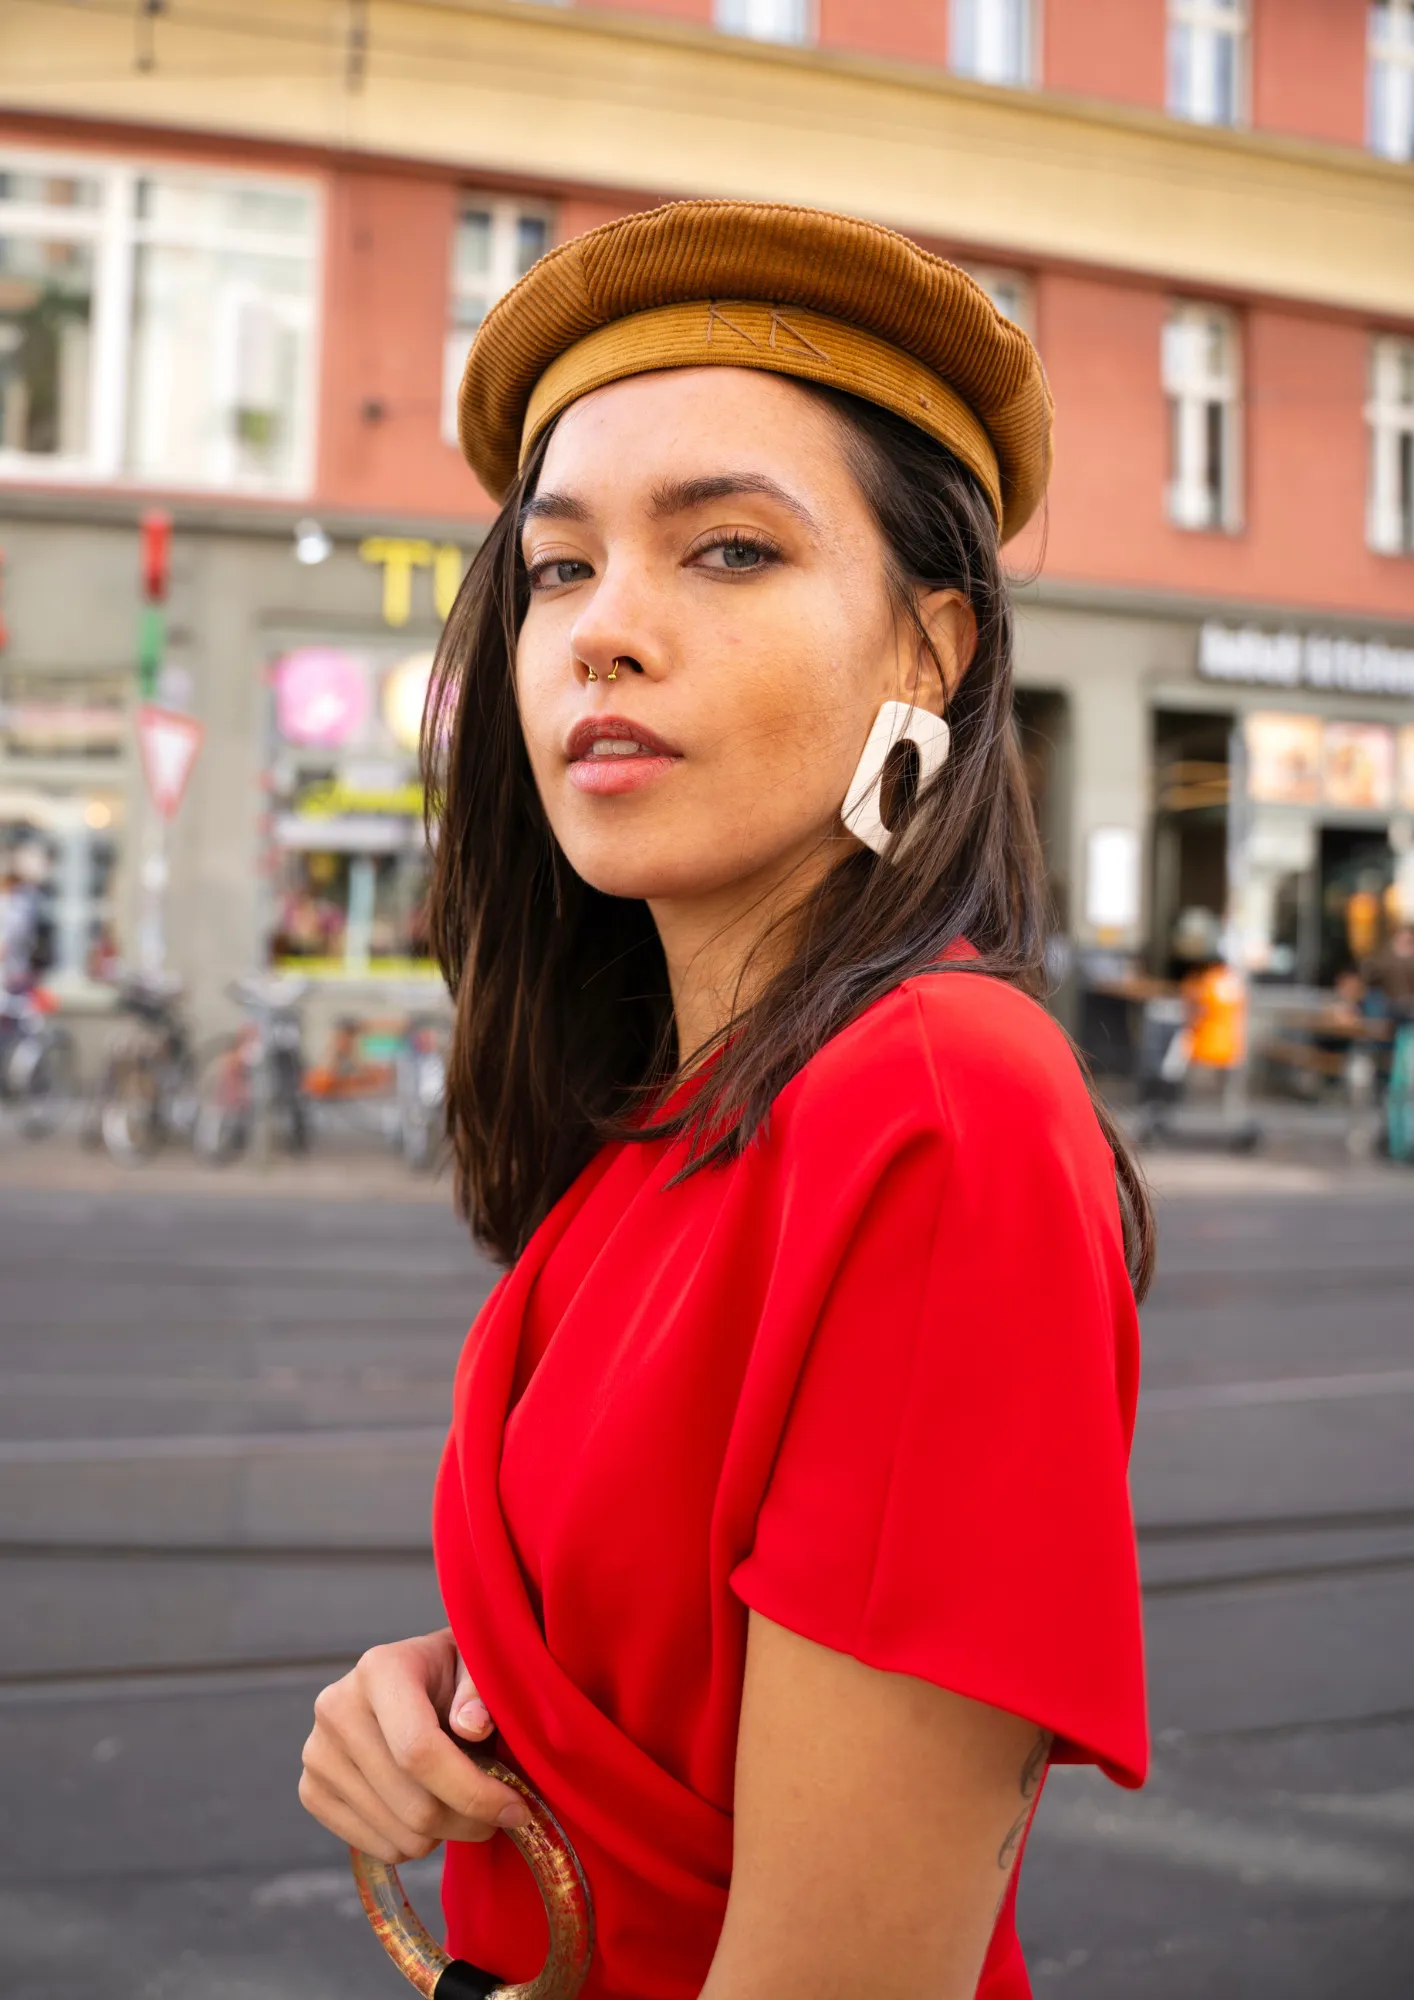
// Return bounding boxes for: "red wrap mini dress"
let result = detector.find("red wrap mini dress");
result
[433,966,1148,2000]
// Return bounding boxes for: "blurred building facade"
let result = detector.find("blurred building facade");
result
[1,0,1412,1035]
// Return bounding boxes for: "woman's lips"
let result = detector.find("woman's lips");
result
[565,716,683,796]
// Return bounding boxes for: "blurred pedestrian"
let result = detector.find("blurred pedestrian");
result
[300,203,1152,2000]
[0,842,50,996]
[1182,955,1248,1073]
[1363,922,1414,1019]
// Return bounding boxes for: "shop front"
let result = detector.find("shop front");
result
[264,640,439,982]
[0,497,471,1058]
[1010,596,1414,1076]
[1152,621,1414,996]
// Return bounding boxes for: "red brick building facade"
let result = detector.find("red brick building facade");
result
[1,0,1411,1025]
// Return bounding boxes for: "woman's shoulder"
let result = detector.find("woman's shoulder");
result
[793,966,1085,1119]
[775,965,1111,1188]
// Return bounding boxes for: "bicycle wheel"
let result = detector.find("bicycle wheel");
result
[99,1053,165,1163]
[17,1028,76,1141]
[193,1039,252,1163]
[269,1047,311,1155]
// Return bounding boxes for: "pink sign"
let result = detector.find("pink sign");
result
[274,648,369,748]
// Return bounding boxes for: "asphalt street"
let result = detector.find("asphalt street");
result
[2,1163,1412,2000]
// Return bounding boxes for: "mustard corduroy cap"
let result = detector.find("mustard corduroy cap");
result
[457,200,1051,543]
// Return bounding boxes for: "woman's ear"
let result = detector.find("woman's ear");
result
[907,589,977,712]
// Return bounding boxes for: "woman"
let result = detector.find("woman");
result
[301,201,1151,2000]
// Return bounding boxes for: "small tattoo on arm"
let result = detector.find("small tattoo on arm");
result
[996,1728,1053,1873]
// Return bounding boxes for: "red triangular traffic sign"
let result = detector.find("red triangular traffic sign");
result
[136,704,204,820]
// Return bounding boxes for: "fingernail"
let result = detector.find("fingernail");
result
[497,1801,530,1830]
[456,1699,491,1734]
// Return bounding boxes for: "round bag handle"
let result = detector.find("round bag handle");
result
[349,1752,594,2000]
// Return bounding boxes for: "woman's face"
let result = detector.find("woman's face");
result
[515,367,971,910]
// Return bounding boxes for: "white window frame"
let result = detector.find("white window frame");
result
[1163,303,1242,533]
[960,264,1035,338]
[713,0,816,47]
[1369,1,1414,161]
[1367,335,1414,555]
[0,143,320,495]
[1167,0,1248,128]
[0,153,118,482]
[950,0,1035,87]
[442,196,553,446]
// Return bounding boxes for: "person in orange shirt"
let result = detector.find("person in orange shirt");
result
[1182,960,1248,1071]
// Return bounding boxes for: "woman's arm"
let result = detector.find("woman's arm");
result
[703,1613,1051,2000]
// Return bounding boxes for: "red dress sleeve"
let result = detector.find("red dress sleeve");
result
[730,976,1148,1788]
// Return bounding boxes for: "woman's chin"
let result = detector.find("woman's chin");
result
[556,839,758,907]
[565,859,719,904]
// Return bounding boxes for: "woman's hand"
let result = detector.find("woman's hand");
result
[299,1627,530,1863]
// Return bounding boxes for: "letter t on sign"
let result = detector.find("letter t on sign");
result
[359,537,436,627]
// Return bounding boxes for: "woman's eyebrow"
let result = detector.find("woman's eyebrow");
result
[520,489,591,528]
[649,473,819,529]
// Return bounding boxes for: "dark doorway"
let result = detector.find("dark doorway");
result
[1151,709,1232,978]
[1014,687,1071,934]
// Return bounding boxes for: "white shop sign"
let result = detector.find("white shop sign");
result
[1199,622,1414,699]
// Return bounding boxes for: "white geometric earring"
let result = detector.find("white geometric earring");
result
[840,699,952,859]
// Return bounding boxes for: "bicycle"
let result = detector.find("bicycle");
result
[193,975,310,1163]
[395,1012,448,1171]
[0,985,76,1140]
[86,971,195,1162]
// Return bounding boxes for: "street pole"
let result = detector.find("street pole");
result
[137,820,168,978]
[1224,715,1252,1134]
[136,510,171,979]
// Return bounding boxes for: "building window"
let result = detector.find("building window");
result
[126,176,316,491]
[961,265,1034,337]
[1369,2,1414,160]
[1368,336,1414,554]
[714,0,813,45]
[0,149,316,492]
[1163,305,1241,532]
[443,199,550,446]
[1167,0,1246,126]
[950,0,1032,85]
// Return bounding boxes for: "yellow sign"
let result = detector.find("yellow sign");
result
[275,955,441,980]
[296,778,424,818]
[359,537,465,626]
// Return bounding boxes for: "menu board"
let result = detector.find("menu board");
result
[1247,710,1404,812]
[1245,711,1323,805]
[1323,721,1396,812]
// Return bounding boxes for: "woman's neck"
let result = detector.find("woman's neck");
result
[649,839,840,1067]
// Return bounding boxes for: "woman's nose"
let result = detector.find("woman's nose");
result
[569,567,665,685]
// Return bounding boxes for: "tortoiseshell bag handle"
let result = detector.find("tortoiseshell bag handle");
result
[350,1753,594,2000]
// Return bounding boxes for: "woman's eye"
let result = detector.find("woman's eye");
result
[528,557,592,590]
[697,537,778,574]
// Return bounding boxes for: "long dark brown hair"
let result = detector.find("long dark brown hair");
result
[425,384,1155,1297]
